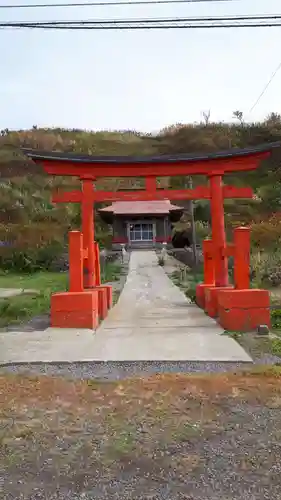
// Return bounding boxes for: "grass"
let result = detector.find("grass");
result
[0,262,121,328]
[170,267,204,303]
[2,371,281,498]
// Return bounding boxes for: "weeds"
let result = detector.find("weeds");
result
[270,338,281,357]
[158,256,165,267]
[171,266,203,303]
[0,262,121,327]
[251,250,281,288]
[271,309,281,330]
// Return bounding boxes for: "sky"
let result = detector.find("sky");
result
[0,0,281,132]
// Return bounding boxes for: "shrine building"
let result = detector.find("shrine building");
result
[99,200,184,250]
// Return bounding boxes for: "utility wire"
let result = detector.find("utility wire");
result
[249,61,281,114]
[2,15,281,25]
[0,0,239,9]
[1,21,281,29]
[1,15,281,29]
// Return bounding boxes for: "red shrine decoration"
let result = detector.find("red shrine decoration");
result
[22,142,280,331]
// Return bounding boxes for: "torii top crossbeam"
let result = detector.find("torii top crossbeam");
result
[22,142,280,178]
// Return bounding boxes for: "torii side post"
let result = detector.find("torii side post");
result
[197,170,271,330]
[50,229,100,328]
[198,173,236,317]
[22,143,280,331]
[52,178,113,327]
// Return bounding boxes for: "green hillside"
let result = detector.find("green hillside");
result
[1,114,281,271]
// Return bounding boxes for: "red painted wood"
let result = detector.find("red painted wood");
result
[155,236,172,243]
[222,186,253,198]
[81,180,95,288]
[209,175,229,287]
[233,227,251,290]
[69,231,84,293]
[94,241,101,287]
[52,185,253,204]
[35,152,269,178]
[112,237,128,243]
[145,176,157,192]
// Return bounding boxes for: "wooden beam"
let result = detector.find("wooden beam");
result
[223,186,253,198]
[38,152,269,178]
[52,185,253,204]
[145,176,157,192]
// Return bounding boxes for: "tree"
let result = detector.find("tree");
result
[233,110,244,125]
[202,110,211,126]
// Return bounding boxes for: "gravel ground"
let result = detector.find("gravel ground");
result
[2,372,281,499]
[0,355,280,380]
[3,255,281,498]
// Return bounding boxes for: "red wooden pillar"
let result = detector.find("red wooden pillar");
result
[209,175,229,287]
[94,241,101,287]
[196,239,215,308]
[233,226,250,290]
[203,239,215,285]
[69,231,84,292]
[81,179,95,288]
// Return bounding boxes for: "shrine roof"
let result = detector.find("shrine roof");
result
[99,200,183,215]
[21,141,281,165]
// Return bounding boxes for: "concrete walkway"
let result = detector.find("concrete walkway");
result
[0,251,252,364]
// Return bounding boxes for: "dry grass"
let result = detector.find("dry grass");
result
[2,371,281,498]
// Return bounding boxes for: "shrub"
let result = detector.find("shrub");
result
[271,338,281,357]
[0,241,65,273]
[194,221,211,242]
[250,217,281,251]
[271,309,281,330]
[251,250,281,287]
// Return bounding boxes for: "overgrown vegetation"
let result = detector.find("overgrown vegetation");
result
[0,263,121,328]
[0,115,281,270]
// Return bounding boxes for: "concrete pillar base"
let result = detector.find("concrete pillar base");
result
[205,286,234,318]
[196,283,214,309]
[217,288,271,332]
[51,291,99,329]
[86,285,113,320]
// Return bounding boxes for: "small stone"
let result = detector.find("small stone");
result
[257,324,270,335]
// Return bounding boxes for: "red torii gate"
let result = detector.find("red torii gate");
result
[22,142,280,331]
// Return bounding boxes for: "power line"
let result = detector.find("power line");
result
[0,0,239,9]
[3,15,281,24]
[249,61,281,114]
[1,21,281,29]
[1,15,281,29]
[1,15,280,26]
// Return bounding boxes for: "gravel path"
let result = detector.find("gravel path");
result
[2,373,281,499]
[0,355,280,380]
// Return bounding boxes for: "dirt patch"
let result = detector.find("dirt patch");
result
[2,371,281,499]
